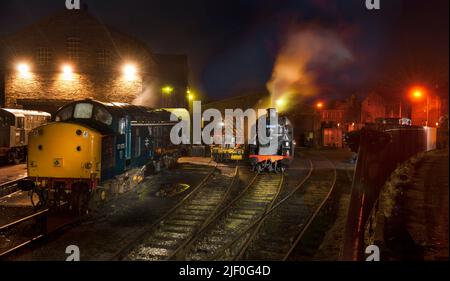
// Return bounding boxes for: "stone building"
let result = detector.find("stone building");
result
[318,95,361,132]
[0,8,187,113]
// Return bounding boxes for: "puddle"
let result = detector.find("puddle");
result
[156,183,190,198]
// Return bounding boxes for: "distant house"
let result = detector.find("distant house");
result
[318,95,361,132]
[360,92,386,124]
[320,102,345,125]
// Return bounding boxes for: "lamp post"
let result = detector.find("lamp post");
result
[162,85,174,107]
[187,89,194,113]
[316,102,324,109]
[409,86,429,126]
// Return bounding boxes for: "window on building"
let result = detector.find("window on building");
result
[67,37,81,61]
[96,49,111,66]
[37,47,52,66]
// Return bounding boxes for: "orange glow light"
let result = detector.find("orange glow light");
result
[316,102,323,109]
[409,86,426,101]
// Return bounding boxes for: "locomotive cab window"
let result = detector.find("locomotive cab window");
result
[74,103,94,119]
[94,106,113,126]
[56,105,74,121]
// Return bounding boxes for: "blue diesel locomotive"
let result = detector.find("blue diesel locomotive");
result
[19,99,182,214]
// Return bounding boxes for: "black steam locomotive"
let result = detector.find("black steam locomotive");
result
[248,108,295,173]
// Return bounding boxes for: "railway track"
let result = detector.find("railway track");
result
[237,153,337,261]
[173,152,337,261]
[0,206,83,260]
[116,163,239,261]
[170,172,284,261]
[0,209,49,259]
[0,162,219,261]
[0,177,26,198]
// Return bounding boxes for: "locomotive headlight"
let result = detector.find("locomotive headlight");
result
[84,162,93,170]
[53,158,63,167]
[285,142,290,147]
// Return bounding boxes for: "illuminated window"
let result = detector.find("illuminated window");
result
[37,47,52,66]
[96,49,111,66]
[67,37,81,61]
[74,103,93,119]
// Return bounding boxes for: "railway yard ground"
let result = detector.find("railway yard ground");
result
[0,164,26,183]
[1,149,357,261]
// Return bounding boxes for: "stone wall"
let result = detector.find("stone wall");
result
[1,9,159,109]
[4,70,149,107]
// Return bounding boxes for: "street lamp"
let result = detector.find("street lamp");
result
[409,86,429,126]
[17,63,31,78]
[316,102,324,109]
[161,85,174,107]
[61,64,74,80]
[162,86,174,95]
[187,89,194,101]
[123,63,137,81]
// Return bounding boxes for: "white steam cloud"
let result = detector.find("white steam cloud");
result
[133,82,158,107]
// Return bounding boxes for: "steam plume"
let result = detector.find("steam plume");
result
[133,82,158,107]
[267,26,353,107]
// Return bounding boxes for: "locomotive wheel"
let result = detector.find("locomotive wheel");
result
[89,187,107,210]
[277,165,286,173]
[13,156,21,165]
[256,164,263,174]
[30,188,47,210]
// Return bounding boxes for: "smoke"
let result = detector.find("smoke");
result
[132,82,158,107]
[267,26,353,107]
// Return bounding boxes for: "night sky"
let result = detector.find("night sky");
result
[1,0,448,102]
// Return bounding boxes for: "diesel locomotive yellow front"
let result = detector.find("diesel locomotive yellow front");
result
[28,122,102,181]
